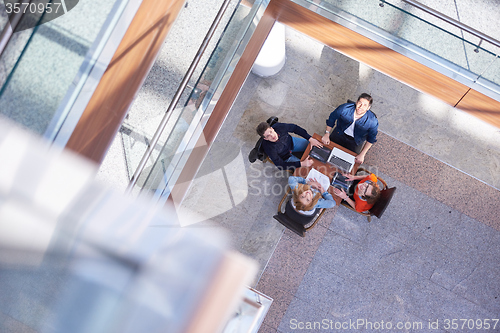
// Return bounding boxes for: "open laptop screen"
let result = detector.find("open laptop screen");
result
[328,147,355,172]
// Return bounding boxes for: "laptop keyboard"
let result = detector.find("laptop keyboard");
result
[328,156,352,172]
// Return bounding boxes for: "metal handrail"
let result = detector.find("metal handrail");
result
[399,0,500,50]
[126,0,232,193]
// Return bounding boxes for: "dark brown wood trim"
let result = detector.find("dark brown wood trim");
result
[66,0,185,163]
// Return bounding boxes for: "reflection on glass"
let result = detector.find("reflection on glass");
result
[138,1,267,199]
[0,0,120,135]
[0,1,8,31]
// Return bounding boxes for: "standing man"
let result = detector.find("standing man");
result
[321,93,378,164]
[256,121,322,171]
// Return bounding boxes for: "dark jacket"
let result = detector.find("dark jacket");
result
[326,102,378,146]
[261,122,311,170]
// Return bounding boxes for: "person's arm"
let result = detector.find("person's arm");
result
[264,142,301,170]
[332,188,355,209]
[283,123,311,141]
[322,105,342,145]
[356,114,378,164]
[323,103,353,144]
[300,156,314,168]
[316,191,336,209]
[309,137,323,148]
[285,123,323,149]
[355,142,372,164]
[322,126,333,145]
[289,124,323,148]
[307,178,322,192]
[343,173,369,181]
[288,176,306,190]
[343,196,356,210]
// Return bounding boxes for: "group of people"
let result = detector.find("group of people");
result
[255,93,381,215]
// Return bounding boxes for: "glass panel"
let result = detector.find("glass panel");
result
[461,34,498,87]
[136,0,268,198]
[0,0,123,135]
[117,0,242,188]
[0,0,8,31]
[476,55,500,93]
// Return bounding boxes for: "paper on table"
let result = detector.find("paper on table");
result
[306,168,330,192]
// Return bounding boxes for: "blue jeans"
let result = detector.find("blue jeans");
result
[286,137,309,163]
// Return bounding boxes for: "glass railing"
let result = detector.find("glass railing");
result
[294,0,500,98]
[0,1,8,33]
[0,0,128,136]
[121,0,242,194]
[134,0,270,200]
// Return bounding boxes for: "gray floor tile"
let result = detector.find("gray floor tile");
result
[430,249,482,291]
[387,234,453,279]
[407,278,498,327]
[294,260,345,308]
[277,296,329,333]
[255,78,291,109]
[451,233,500,315]
[313,230,376,280]
[357,260,424,303]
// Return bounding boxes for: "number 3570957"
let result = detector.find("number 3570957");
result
[6,2,63,14]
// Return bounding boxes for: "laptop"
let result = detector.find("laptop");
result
[331,172,352,192]
[309,145,332,163]
[327,147,355,172]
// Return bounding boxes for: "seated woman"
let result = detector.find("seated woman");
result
[333,173,381,212]
[288,176,335,214]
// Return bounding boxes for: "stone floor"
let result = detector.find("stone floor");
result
[177,27,500,332]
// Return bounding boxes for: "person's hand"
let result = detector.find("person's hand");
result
[355,152,366,164]
[309,137,323,148]
[307,177,319,187]
[307,178,324,192]
[300,156,313,168]
[321,133,330,145]
[342,173,356,181]
[333,187,348,200]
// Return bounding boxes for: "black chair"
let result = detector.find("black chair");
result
[273,187,325,237]
[340,168,395,222]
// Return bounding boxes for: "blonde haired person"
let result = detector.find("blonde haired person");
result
[288,176,335,214]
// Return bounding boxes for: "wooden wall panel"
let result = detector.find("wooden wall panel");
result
[66,0,185,163]
[455,89,500,128]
